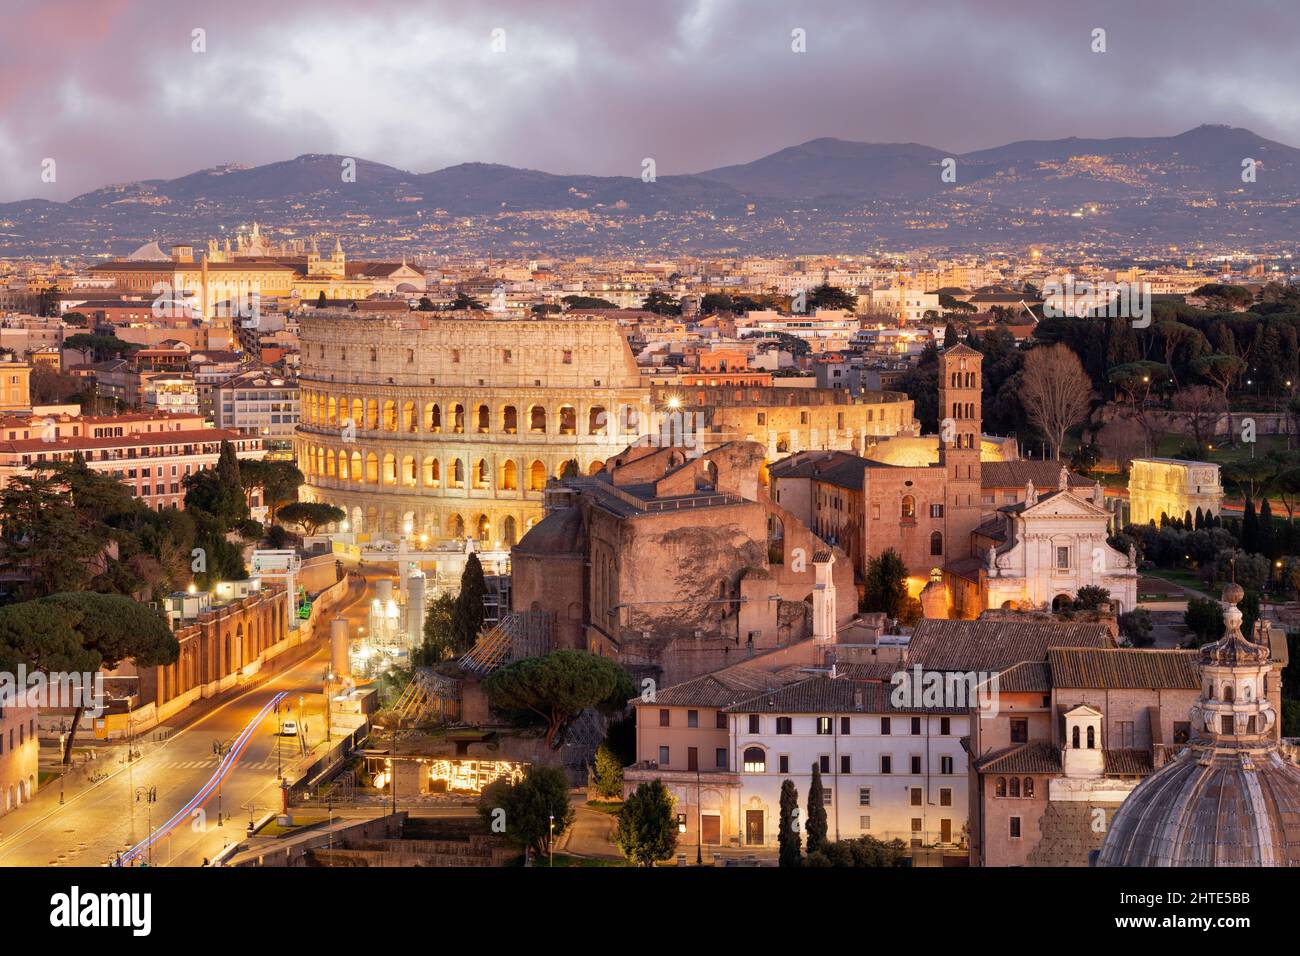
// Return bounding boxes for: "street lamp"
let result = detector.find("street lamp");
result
[549,815,555,867]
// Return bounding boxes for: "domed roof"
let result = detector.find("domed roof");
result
[513,506,585,555]
[1098,584,1299,867]
[1096,748,1300,866]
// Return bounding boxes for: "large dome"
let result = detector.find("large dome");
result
[1098,585,1300,867]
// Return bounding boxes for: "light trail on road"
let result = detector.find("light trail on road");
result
[116,691,287,867]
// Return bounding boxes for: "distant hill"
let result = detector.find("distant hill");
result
[6,125,1300,257]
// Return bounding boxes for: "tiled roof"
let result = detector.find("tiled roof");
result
[833,661,900,682]
[636,666,797,708]
[1103,749,1154,776]
[1046,648,1199,690]
[991,660,1052,693]
[725,675,967,715]
[907,618,1112,673]
[973,742,1062,774]
[980,461,1091,490]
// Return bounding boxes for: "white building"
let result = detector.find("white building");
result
[725,676,971,848]
[982,473,1138,614]
[867,288,940,325]
[213,367,300,448]
[1128,458,1223,527]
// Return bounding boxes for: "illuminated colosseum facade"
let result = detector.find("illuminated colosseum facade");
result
[296,311,916,546]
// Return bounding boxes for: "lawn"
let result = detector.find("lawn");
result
[585,800,624,815]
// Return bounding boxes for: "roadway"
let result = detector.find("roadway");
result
[0,569,381,868]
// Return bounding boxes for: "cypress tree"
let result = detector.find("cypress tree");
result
[1195,506,1205,530]
[1259,499,1276,558]
[452,552,488,653]
[806,764,828,855]
[1242,496,1259,554]
[1184,509,1194,531]
[778,779,802,867]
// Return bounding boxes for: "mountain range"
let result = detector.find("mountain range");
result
[5,125,1300,258]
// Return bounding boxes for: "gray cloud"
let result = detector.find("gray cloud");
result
[3,0,1299,202]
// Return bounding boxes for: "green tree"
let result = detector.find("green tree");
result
[1118,609,1154,647]
[1184,596,1226,646]
[641,290,681,316]
[806,764,828,855]
[806,283,857,311]
[415,591,458,662]
[276,501,345,537]
[452,553,488,652]
[477,765,574,858]
[0,473,103,599]
[861,548,909,620]
[615,779,678,866]
[592,742,625,800]
[779,779,802,867]
[316,291,327,308]
[0,592,178,763]
[483,649,635,748]
[560,294,618,310]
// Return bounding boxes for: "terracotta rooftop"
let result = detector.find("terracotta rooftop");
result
[907,618,1112,673]
[1046,647,1199,690]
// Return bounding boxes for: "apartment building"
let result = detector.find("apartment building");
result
[725,677,970,849]
[0,409,263,509]
[213,367,300,447]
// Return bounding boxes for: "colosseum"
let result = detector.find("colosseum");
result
[295,311,915,545]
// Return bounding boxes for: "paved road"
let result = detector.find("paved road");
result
[0,571,377,868]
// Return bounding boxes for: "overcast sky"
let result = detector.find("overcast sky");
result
[4,0,1300,202]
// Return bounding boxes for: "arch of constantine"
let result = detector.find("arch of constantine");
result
[295,312,915,546]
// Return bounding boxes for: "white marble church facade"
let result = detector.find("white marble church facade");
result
[983,471,1138,614]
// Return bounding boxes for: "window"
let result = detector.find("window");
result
[1087,725,1096,749]
[859,816,871,831]
[817,717,832,735]
[840,755,852,774]
[1023,777,1034,798]
[910,788,922,806]
[562,350,573,364]
[930,531,943,556]
[502,349,512,364]
[778,755,789,774]
[940,717,951,735]
[1010,777,1020,797]
[940,788,952,807]
[742,748,766,773]
[911,818,922,834]
[748,715,760,734]
[911,717,922,735]
[995,777,1007,797]
[716,712,727,729]
[687,710,699,728]
[940,755,954,775]
[716,748,727,769]
[880,755,892,774]
[858,787,871,807]
[776,717,793,735]
[1009,817,1022,839]
[659,709,670,727]
[1173,721,1191,744]
[658,746,670,765]
[840,717,851,735]
[1010,718,1028,743]
[880,717,891,735]
[930,503,944,518]
[910,755,922,775]
[822,790,833,807]
[901,495,915,519]
[1056,545,1070,570]
[818,755,831,773]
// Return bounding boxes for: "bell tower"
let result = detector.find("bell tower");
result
[938,344,982,561]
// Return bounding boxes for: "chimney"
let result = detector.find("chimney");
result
[172,243,194,264]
